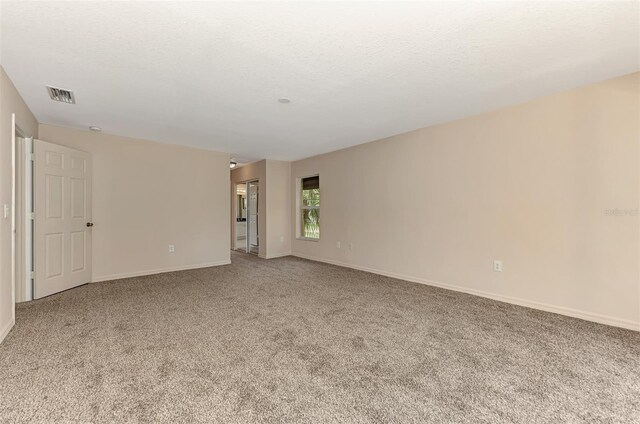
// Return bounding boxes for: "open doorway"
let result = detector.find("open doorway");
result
[234,180,259,255]
[234,183,247,252]
[14,130,93,302]
[13,125,32,304]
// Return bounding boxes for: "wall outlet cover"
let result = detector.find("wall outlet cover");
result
[493,260,503,272]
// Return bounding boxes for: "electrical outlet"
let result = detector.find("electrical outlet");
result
[279,236,284,243]
[169,244,175,253]
[349,243,353,251]
[3,204,9,219]
[493,260,503,272]
[336,241,341,249]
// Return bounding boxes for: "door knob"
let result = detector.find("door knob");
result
[86,222,94,227]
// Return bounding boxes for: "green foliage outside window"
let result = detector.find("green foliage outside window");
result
[302,188,320,239]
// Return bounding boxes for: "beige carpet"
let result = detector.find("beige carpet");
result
[1,252,638,423]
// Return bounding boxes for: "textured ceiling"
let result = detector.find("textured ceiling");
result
[1,1,638,161]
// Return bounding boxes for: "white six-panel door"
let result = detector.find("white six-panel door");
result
[34,140,92,298]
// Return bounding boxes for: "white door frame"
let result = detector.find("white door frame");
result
[12,119,33,303]
[12,119,30,309]
[246,179,259,255]
[233,182,247,252]
[11,115,17,323]
[233,179,259,255]
[20,136,33,301]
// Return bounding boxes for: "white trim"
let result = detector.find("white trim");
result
[264,252,291,259]
[246,179,259,256]
[22,136,33,302]
[91,260,231,283]
[10,114,16,329]
[0,318,15,345]
[292,253,640,332]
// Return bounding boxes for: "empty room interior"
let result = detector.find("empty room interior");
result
[1,1,639,423]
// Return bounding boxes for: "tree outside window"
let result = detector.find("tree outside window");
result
[300,176,319,239]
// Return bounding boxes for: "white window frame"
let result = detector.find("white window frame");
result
[296,174,320,241]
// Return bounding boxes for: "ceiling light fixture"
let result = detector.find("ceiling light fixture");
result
[89,126,102,132]
[278,98,291,104]
[230,160,237,169]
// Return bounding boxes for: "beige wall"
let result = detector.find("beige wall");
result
[291,72,640,330]
[0,67,39,342]
[265,160,292,258]
[38,124,230,282]
[231,160,267,257]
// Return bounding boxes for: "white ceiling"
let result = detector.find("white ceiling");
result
[1,1,638,161]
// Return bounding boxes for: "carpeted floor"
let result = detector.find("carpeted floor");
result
[0,252,638,423]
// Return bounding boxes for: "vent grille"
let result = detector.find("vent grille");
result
[46,86,75,104]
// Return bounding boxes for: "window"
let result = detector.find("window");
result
[299,175,320,240]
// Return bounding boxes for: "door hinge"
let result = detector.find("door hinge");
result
[30,271,35,279]
[29,153,35,161]
[30,212,35,220]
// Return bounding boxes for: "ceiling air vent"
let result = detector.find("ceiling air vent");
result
[46,86,75,104]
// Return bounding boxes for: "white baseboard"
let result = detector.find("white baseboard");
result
[292,253,639,332]
[92,260,231,283]
[0,318,15,345]
[265,252,291,259]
